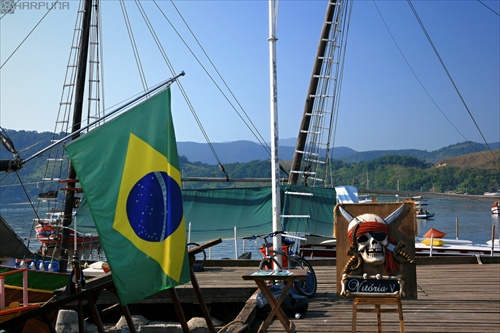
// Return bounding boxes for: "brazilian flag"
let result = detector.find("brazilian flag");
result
[65,88,190,305]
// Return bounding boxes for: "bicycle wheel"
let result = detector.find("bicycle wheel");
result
[291,257,317,297]
[258,256,282,271]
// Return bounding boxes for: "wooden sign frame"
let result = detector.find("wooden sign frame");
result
[334,202,417,299]
[341,274,404,298]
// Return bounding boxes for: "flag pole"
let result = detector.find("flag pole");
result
[269,0,282,269]
[21,72,185,165]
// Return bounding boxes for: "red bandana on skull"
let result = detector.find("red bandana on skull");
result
[348,216,399,275]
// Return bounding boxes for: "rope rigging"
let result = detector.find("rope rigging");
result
[406,0,499,168]
[0,0,62,69]
[122,0,290,180]
[165,0,272,157]
[120,0,149,92]
[477,0,500,16]
[126,1,229,179]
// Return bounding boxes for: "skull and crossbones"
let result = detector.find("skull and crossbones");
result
[340,205,407,274]
[349,213,390,265]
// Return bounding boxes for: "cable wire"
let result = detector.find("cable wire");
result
[406,0,499,168]
[0,0,61,69]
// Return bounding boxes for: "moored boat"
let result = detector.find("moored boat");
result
[299,227,500,258]
[358,195,373,203]
[401,196,429,206]
[415,238,500,257]
[412,228,499,257]
[415,208,435,219]
[487,239,500,246]
[300,237,500,258]
[299,234,337,259]
[34,212,100,256]
[491,201,499,214]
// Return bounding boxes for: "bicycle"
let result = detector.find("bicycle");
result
[247,231,317,297]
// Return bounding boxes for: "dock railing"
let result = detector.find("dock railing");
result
[0,268,29,310]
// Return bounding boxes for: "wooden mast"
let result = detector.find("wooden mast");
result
[288,0,338,185]
[59,0,93,273]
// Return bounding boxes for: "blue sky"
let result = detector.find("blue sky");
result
[1,0,499,153]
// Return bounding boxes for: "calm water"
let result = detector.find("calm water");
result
[1,196,498,260]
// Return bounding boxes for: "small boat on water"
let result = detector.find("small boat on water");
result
[0,216,70,325]
[34,210,100,255]
[415,237,499,257]
[401,195,429,206]
[491,202,499,214]
[299,234,337,259]
[487,239,500,246]
[299,227,500,258]
[415,208,435,219]
[484,190,500,197]
[415,228,499,257]
[358,195,373,203]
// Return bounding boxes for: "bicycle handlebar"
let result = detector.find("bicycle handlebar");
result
[282,234,307,241]
[242,230,306,242]
[242,230,285,241]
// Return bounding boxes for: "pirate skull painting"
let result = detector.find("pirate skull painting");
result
[354,214,389,264]
[340,205,414,276]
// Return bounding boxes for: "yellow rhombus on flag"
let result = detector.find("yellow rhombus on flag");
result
[65,88,191,305]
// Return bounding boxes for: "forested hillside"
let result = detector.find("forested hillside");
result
[180,154,499,195]
[0,129,498,203]
[439,149,499,170]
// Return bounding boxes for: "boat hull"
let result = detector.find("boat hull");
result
[416,213,435,219]
[415,243,499,257]
[491,202,499,214]
[299,236,500,258]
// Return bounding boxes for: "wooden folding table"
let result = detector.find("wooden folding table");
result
[242,270,307,333]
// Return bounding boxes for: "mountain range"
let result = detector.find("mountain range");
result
[177,139,500,166]
[0,129,498,167]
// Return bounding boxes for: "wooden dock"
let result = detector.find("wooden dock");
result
[194,258,500,333]
[1,258,498,332]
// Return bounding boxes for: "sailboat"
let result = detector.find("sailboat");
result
[24,0,103,273]
[0,1,103,323]
[2,0,495,289]
[1,0,188,325]
[0,0,350,266]
[0,128,72,324]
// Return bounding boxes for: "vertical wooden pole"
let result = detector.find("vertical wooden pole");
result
[190,268,215,333]
[121,305,138,333]
[168,288,190,333]
[86,293,105,333]
[491,225,496,256]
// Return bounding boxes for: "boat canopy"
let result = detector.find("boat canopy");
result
[183,185,337,242]
[75,185,337,243]
[334,185,360,204]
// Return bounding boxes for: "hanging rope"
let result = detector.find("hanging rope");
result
[165,0,272,155]
[0,0,62,69]
[407,0,499,168]
[119,0,148,92]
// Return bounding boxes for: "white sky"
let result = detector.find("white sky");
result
[0,0,499,152]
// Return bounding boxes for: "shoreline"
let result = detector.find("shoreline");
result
[358,189,499,201]
[0,190,498,207]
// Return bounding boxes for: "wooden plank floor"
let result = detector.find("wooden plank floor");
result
[193,262,500,333]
